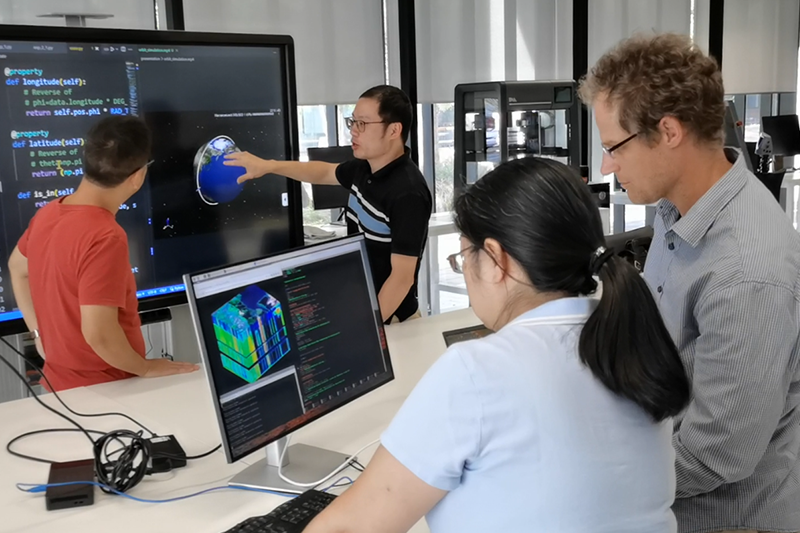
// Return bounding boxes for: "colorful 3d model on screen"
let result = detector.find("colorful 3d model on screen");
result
[212,286,290,383]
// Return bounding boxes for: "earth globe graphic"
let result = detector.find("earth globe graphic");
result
[194,135,246,205]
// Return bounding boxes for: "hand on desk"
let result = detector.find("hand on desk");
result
[141,358,199,378]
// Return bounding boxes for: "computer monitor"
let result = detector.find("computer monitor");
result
[308,146,354,210]
[0,25,304,335]
[761,115,800,157]
[184,234,393,493]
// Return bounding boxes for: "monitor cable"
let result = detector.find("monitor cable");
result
[277,434,380,488]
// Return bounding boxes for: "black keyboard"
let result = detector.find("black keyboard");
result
[222,489,337,533]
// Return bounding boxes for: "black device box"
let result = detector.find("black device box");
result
[46,458,95,511]
[149,434,187,473]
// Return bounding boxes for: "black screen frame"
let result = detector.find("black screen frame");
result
[0,24,304,336]
[308,146,354,210]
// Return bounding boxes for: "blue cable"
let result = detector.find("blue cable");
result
[16,481,295,503]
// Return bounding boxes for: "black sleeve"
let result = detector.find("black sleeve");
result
[334,159,362,189]
[390,192,433,257]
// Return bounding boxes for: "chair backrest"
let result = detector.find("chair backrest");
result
[605,226,654,273]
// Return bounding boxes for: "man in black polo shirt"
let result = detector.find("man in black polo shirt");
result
[225,85,432,323]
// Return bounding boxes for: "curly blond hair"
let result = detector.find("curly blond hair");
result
[578,33,726,146]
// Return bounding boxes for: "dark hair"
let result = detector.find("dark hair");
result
[84,116,152,188]
[454,158,690,422]
[360,85,413,143]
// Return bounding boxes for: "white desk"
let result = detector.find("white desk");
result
[0,309,480,533]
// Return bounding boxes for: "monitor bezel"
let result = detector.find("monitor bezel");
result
[184,233,394,464]
[0,24,304,336]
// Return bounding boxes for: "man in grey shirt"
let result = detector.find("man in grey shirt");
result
[580,33,800,533]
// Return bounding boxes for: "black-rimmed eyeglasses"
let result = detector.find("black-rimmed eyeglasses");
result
[345,116,385,133]
[602,133,637,158]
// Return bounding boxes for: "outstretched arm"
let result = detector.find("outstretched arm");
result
[224,152,339,185]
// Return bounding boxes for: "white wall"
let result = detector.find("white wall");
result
[414,0,573,103]
[183,0,385,106]
[0,0,155,29]
[515,0,573,81]
[587,0,693,181]
[721,0,799,94]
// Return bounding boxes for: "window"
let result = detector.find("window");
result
[744,94,762,142]
[433,103,455,213]
[297,105,329,162]
[298,105,334,227]
[337,104,356,146]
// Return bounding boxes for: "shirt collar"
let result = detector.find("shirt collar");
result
[508,297,597,327]
[371,146,410,178]
[658,148,748,248]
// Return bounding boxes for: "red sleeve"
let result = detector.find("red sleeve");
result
[77,233,131,308]
[16,209,38,256]
[17,228,30,257]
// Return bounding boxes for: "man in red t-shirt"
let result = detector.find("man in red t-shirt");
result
[8,116,197,391]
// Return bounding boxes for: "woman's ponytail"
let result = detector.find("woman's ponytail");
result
[579,255,690,421]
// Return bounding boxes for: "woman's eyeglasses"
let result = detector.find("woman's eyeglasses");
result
[447,249,470,274]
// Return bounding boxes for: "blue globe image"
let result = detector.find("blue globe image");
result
[194,135,245,205]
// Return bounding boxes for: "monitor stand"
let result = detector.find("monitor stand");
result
[228,437,351,495]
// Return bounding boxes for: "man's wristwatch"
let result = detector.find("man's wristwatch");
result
[28,329,40,340]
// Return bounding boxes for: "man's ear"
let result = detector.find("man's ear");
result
[660,115,685,148]
[128,166,147,191]
[388,122,403,141]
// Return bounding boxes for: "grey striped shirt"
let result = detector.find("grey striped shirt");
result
[644,149,800,533]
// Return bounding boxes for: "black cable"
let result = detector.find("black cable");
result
[145,326,154,356]
[0,340,153,493]
[0,336,156,435]
[0,346,94,443]
[185,444,221,460]
[94,430,152,494]
[351,460,365,472]
[1,335,221,491]
[7,428,108,464]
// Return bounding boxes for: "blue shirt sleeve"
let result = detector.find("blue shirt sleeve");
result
[381,347,483,491]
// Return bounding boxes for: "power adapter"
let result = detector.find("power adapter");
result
[46,458,95,511]
[147,435,187,473]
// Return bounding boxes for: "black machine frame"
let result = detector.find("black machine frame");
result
[454,80,581,196]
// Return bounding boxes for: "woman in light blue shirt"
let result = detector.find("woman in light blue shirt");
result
[306,157,690,533]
